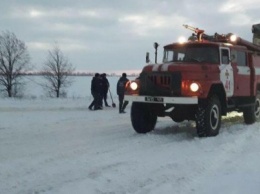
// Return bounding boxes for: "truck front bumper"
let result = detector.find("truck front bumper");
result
[124,95,198,104]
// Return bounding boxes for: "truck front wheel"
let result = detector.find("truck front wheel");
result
[196,96,221,137]
[131,102,157,133]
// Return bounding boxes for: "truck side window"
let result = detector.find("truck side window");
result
[237,51,246,66]
[221,49,229,64]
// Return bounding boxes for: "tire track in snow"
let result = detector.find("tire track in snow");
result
[184,123,260,194]
[131,123,257,194]
[0,110,134,194]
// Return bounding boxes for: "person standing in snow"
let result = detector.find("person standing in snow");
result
[117,73,129,113]
[101,73,110,107]
[89,73,103,110]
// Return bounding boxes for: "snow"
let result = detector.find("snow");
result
[1,76,260,194]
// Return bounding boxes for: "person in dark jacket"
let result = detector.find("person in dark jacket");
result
[101,73,110,107]
[89,73,103,110]
[117,73,129,113]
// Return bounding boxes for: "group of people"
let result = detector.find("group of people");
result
[88,73,110,110]
[88,72,129,114]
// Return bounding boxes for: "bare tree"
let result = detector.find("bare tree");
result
[0,31,30,97]
[42,44,75,98]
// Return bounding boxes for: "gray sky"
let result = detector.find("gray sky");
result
[0,0,259,74]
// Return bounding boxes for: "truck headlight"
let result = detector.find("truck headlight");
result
[190,82,199,92]
[130,81,138,90]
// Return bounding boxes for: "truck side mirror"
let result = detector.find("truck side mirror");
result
[146,52,150,63]
[153,42,159,64]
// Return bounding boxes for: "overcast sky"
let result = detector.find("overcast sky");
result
[0,0,259,74]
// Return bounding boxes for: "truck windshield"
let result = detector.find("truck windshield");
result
[163,46,219,64]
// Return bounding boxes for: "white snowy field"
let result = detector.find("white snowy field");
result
[1,76,260,194]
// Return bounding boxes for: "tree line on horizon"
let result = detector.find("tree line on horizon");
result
[15,71,139,77]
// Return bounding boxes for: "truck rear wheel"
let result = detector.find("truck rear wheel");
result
[131,102,157,133]
[243,95,260,124]
[196,96,221,137]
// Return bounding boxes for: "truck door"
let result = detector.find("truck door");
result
[230,50,251,96]
[219,47,234,97]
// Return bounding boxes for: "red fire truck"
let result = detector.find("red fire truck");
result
[125,24,260,137]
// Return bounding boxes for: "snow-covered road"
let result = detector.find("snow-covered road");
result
[1,98,260,194]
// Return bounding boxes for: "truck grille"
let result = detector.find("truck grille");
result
[148,75,171,86]
[139,72,181,96]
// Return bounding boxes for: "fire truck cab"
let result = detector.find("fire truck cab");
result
[125,24,260,137]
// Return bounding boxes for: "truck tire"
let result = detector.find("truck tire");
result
[243,95,260,124]
[131,102,157,133]
[196,96,221,137]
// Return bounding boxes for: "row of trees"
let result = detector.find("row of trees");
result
[0,31,74,98]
